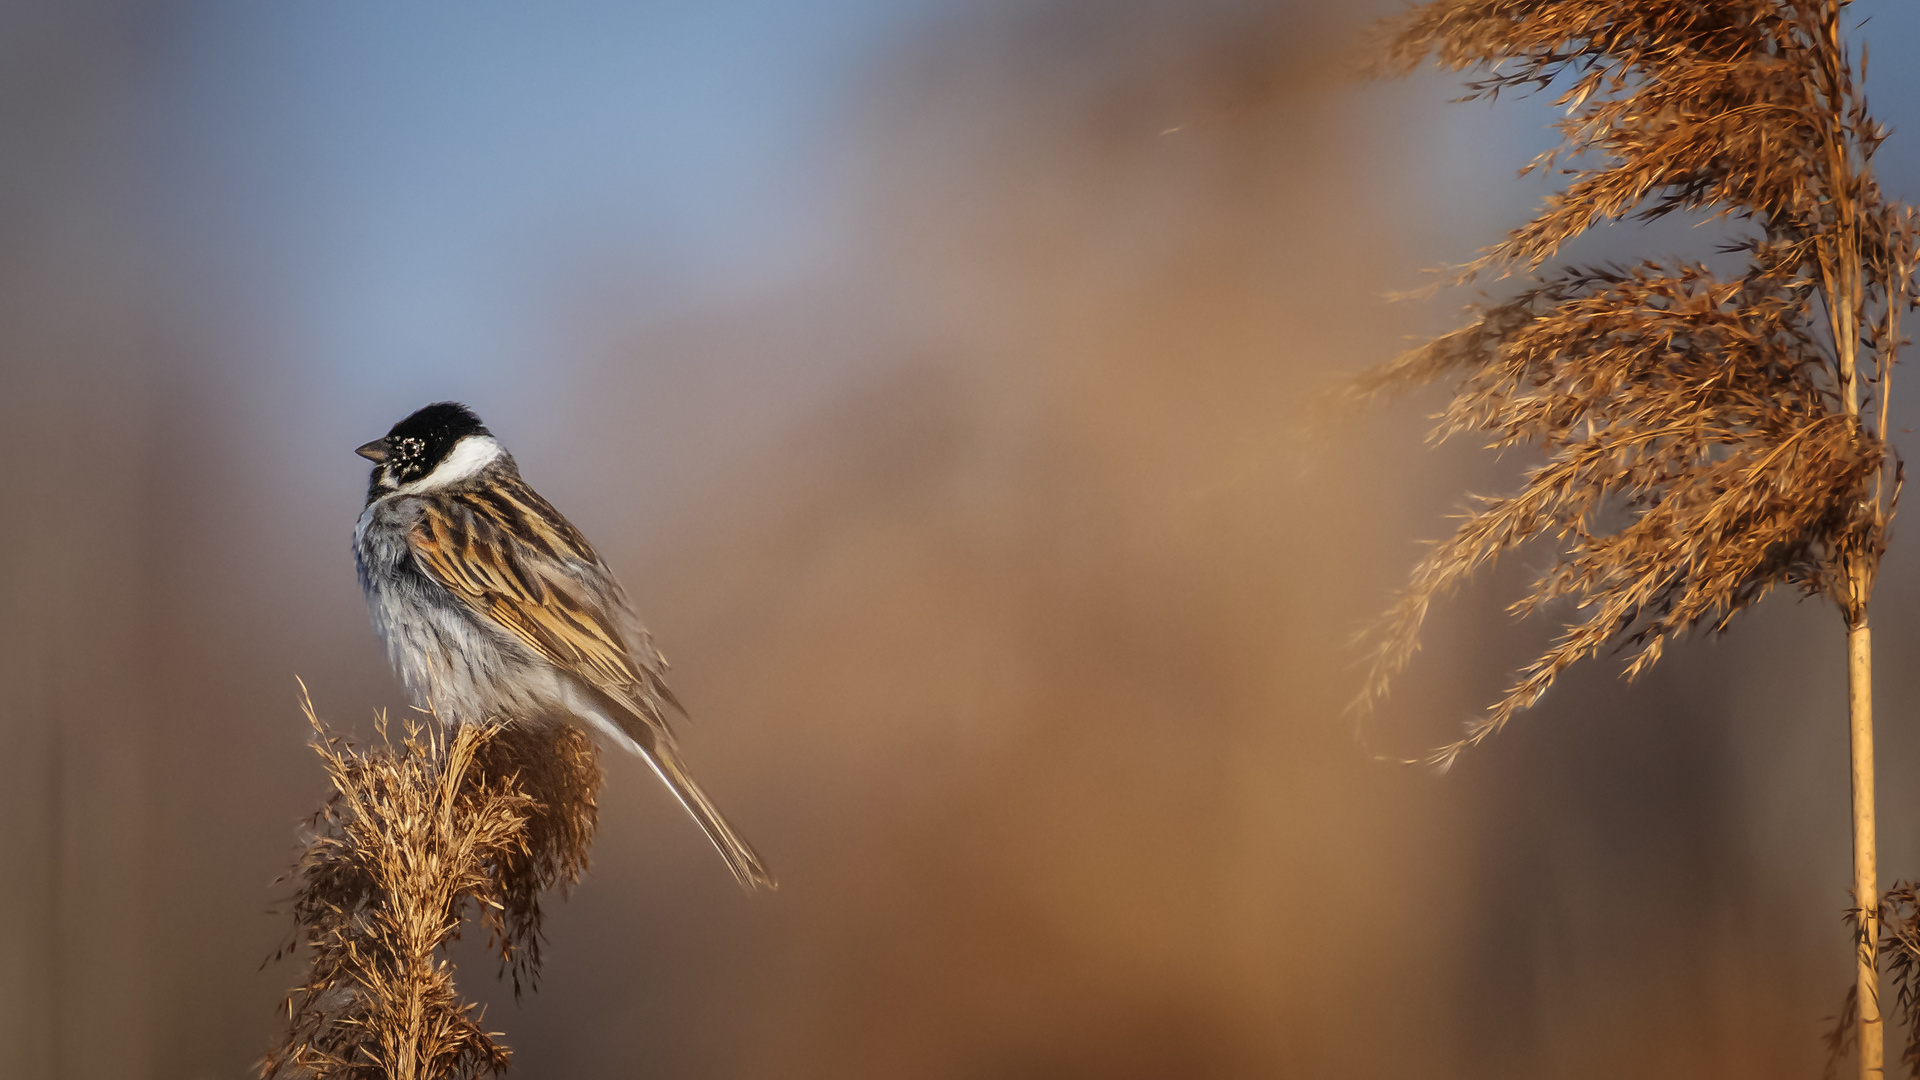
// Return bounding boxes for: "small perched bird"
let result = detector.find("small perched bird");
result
[353,402,773,890]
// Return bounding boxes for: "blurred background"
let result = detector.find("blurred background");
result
[7,1,1920,1077]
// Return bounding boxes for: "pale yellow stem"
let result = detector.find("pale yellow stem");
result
[1851,620,1882,1080]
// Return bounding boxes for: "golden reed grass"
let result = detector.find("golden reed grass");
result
[259,690,599,1080]
[1352,2,1915,1074]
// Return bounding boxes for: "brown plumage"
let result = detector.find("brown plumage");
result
[354,403,774,890]
[408,478,678,709]
[411,476,771,891]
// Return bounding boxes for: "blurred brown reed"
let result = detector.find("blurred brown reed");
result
[259,691,599,1080]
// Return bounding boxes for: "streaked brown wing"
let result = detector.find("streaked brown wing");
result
[406,487,655,706]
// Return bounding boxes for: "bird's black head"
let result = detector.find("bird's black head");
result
[357,402,492,497]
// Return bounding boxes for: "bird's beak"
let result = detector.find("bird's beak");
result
[355,438,390,463]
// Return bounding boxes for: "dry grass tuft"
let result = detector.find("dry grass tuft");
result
[466,716,601,998]
[1351,0,1913,770]
[1354,1,1917,1071]
[259,691,600,1080]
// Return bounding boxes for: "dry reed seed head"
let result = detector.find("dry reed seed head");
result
[467,720,601,996]
[262,699,603,1080]
[1368,1,1900,282]
[1350,0,1910,767]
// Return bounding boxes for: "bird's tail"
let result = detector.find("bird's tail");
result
[633,737,777,891]
[573,684,775,890]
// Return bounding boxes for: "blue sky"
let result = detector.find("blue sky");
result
[146,0,940,391]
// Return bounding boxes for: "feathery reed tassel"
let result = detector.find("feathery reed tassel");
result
[260,690,600,1079]
[1354,2,1913,1071]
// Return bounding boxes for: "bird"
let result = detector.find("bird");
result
[352,401,774,890]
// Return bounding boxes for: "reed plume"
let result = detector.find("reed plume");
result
[1354,2,1914,1072]
[260,691,600,1080]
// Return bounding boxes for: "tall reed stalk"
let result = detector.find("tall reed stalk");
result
[1353,3,1914,1072]
[260,692,599,1080]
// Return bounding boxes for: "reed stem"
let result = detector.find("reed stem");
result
[1850,619,1882,1080]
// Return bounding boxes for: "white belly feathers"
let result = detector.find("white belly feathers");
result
[354,491,571,724]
